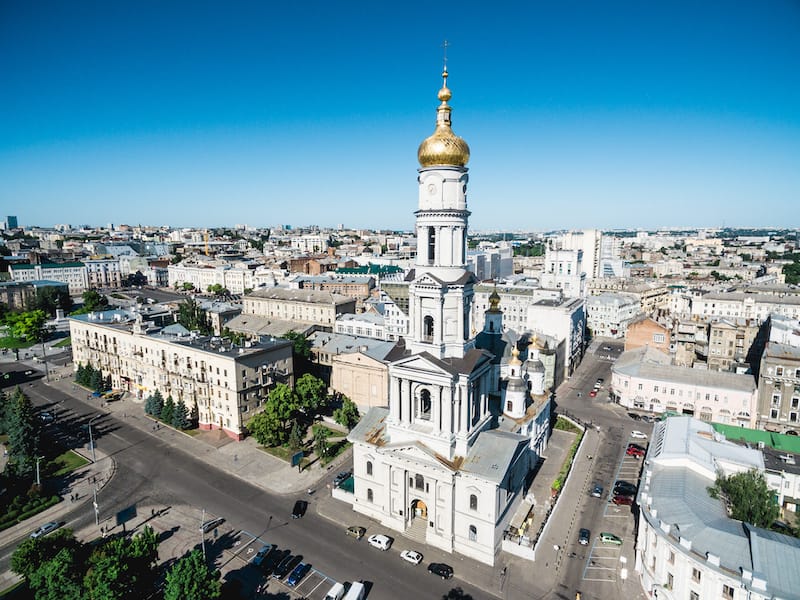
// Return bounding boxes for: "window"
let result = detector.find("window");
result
[792,397,800,409]
[771,408,779,419]
[722,584,734,600]
[666,573,673,589]
[427,226,436,264]
[366,461,373,476]
[415,474,424,490]
[692,568,701,583]
[777,366,784,376]
[689,592,699,600]
[418,389,432,421]
[367,488,373,502]
[468,525,477,542]
[638,383,643,391]
[469,494,478,511]
[423,316,434,343]
[667,550,674,565]
[654,385,659,393]
[791,412,798,423]
[772,394,781,407]
[653,333,665,343]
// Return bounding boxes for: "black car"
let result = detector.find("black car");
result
[273,554,302,579]
[291,500,308,519]
[427,563,454,579]
[614,481,637,496]
[333,471,351,487]
[590,483,604,498]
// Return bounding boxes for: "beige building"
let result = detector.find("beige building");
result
[331,350,390,411]
[625,317,671,354]
[243,287,356,329]
[757,342,800,434]
[69,309,293,440]
[706,318,761,372]
[85,257,124,289]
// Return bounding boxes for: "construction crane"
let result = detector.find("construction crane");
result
[204,229,209,256]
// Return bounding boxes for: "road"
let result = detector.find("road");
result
[0,365,486,600]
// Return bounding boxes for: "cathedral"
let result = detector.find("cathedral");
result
[347,66,550,566]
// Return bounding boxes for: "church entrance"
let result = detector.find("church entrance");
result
[411,499,427,520]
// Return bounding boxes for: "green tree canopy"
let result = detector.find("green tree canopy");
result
[73,289,109,315]
[176,298,212,335]
[163,549,222,600]
[248,409,285,447]
[295,373,327,416]
[4,310,50,343]
[313,425,330,458]
[83,526,159,600]
[280,331,310,359]
[161,395,175,425]
[7,386,39,477]
[333,396,361,430]
[708,469,779,528]
[31,286,73,316]
[11,528,82,580]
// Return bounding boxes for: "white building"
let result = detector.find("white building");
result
[347,67,547,566]
[85,257,124,289]
[558,229,601,279]
[692,292,800,324]
[635,417,800,600]
[585,292,641,338]
[10,262,88,295]
[540,246,586,297]
[335,312,388,340]
[291,233,328,253]
[611,347,757,425]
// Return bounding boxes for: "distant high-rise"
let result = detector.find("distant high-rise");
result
[6,216,18,229]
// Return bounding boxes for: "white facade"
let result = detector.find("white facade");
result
[85,258,124,289]
[291,234,328,253]
[558,229,601,279]
[335,313,388,340]
[585,292,641,338]
[168,261,258,294]
[540,247,586,297]
[692,292,800,324]
[10,262,88,294]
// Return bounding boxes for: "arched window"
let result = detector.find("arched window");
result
[506,400,513,412]
[366,461,373,476]
[423,315,434,343]
[418,389,432,420]
[469,524,477,541]
[427,226,436,265]
[415,474,424,490]
[367,488,373,502]
[469,494,478,511]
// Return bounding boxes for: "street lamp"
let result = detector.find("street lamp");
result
[88,414,101,463]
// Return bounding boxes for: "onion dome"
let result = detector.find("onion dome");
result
[417,68,470,168]
[487,287,501,312]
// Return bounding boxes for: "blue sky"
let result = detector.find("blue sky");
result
[1,1,799,231]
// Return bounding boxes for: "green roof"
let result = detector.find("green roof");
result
[712,422,800,454]
[10,262,85,270]
[336,263,402,275]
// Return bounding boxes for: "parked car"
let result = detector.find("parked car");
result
[614,480,637,495]
[200,517,225,533]
[400,550,423,565]
[38,411,54,423]
[627,412,641,421]
[273,554,301,579]
[287,562,311,586]
[252,544,274,567]
[612,495,634,506]
[590,483,604,498]
[630,430,648,439]
[367,534,392,551]
[30,521,59,539]
[578,528,591,546]
[333,471,351,487]
[626,445,645,458]
[589,390,597,398]
[596,378,604,384]
[345,526,366,540]
[427,563,454,579]
[291,500,308,519]
[602,345,612,351]
[600,532,623,545]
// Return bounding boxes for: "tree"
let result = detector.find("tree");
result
[333,396,361,430]
[72,289,109,315]
[176,298,212,335]
[161,395,175,425]
[90,368,105,393]
[144,390,164,418]
[7,387,39,477]
[11,528,82,581]
[28,547,84,600]
[124,271,148,288]
[84,526,159,600]
[5,310,50,343]
[190,400,199,426]
[163,549,222,600]
[295,373,327,416]
[313,425,330,458]
[288,421,305,451]
[265,384,298,432]
[708,469,779,528]
[31,286,73,316]
[248,410,285,447]
[281,331,310,359]
[172,398,190,429]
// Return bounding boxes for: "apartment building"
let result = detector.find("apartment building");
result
[636,417,799,600]
[69,309,293,439]
[625,317,671,354]
[85,257,124,289]
[706,318,761,373]
[585,292,641,338]
[10,262,88,294]
[692,292,800,324]
[756,342,800,435]
[540,247,585,297]
[243,287,356,329]
[612,347,757,425]
[293,275,375,299]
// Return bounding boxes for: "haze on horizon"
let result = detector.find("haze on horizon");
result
[1,1,799,231]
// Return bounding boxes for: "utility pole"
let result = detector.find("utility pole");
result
[93,484,99,526]
[88,414,101,463]
[200,508,206,561]
[40,341,50,382]
[35,456,43,486]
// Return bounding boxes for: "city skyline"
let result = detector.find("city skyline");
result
[2,1,799,231]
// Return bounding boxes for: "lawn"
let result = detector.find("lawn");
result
[52,337,72,348]
[52,450,90,477]
[0,336,34,350]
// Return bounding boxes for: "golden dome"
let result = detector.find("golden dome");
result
[417,68,470,168]
[488,287,501,312]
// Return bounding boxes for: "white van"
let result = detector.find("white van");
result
[324,582,345,600]
[342,581,365,600]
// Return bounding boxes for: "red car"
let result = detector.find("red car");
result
[589,390,597,398]
[612,494,634,506]
[626,445,645,458]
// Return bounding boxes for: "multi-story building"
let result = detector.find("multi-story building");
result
[692,292,800,324]
[167,260,259,294]
[540,247,585,297]
[9,262,88,294]
[85,257,124,289]
[635,417,799,600]
[558,229,601,279]
[706,318,761,373]
[471,283,562,333]
[293,275,375,299]
[588,279,670,316]
[69,309,293,439]
[242,287,356,329]
[290,233,328,253]
[334,313,388,340]
[0,280,68,311]
[625,317,671,354]
[756,342,800,435]
[612,346,757,425]
[585,292,641,338]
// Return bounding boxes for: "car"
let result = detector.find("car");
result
[367,534,393,551]
[612,494,634,506]
[427,562,454,579]
[333,471,351,486]
[628,443,646,451]
[30,521,59,539]
[578,528,591,546]
[24,370,34,376]
[614,484,637,497]
[38,411,54,423]
[286,562,311,586]
[273,554,301,579]
[626,445,645,458]
[590,483,603,498]
[291,500,308,519]
[600,532,623,545]
[602,345,612,351]
[200,517,225,533]
[345,526,366,540]
[588,390,597,398]
[400,550,423,565]
[627,412,641,421]
[630,430,648,439]
[596,377,604,384]
[252,544,274,566]
[614,480,636,491]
